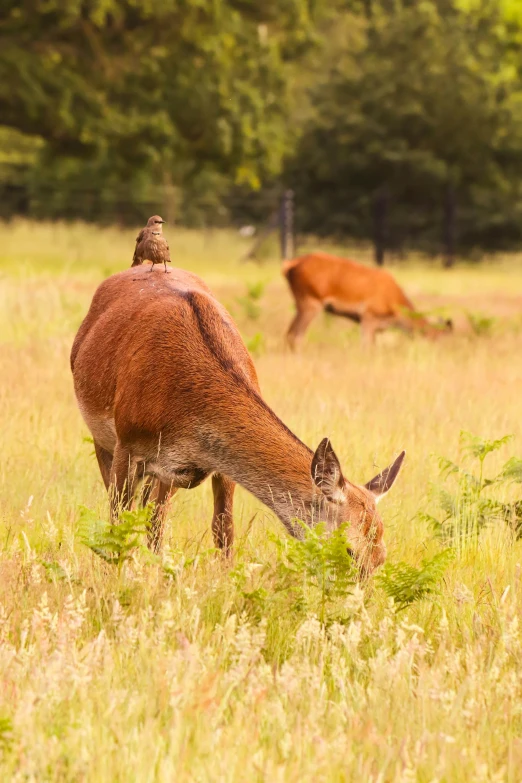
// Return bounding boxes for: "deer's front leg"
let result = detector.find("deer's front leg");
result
[94,441,113,490]
[109,442,138,522]
[211,473,235,556]
[146,481,177,554]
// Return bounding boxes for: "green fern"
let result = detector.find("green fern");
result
[40,560,78,583]
[230,522,358,625]
[377,549,455,611]
[246,331,265,357]
[270,522,358,623]
[246,281,266,301]
[500,457,522,484]
[77,505,219,577]
[236,280,266,321]
[459,431,512,465]
[466,311,496,336]
[426,432,522,544]
[77,505,152,567]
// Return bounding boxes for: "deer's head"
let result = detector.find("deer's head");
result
[311,439,405,576]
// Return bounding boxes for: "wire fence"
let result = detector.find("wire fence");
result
[2,179,522,266]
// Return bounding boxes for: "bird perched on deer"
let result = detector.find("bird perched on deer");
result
[131,215,171,273]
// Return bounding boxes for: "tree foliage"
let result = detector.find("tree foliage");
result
[0,0,315,184]
[3,0,522,253]
[288,0,522,251]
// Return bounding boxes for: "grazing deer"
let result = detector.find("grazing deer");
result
[283,252,452,349]
[71,266,405,575]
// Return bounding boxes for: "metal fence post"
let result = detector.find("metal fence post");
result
[280,189,295,260]
[443,182,456,268]
[373,187,388,266]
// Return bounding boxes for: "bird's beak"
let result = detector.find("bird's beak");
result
[160,220,166,224]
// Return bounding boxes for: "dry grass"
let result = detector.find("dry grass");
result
[0,220,522,781]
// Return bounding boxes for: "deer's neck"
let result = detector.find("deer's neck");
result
[203,392,317,533]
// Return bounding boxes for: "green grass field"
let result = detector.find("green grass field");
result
[1,220,522,781]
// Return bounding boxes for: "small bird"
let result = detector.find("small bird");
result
[132,215,171,273]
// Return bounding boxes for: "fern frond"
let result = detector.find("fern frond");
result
[377,549,455,611]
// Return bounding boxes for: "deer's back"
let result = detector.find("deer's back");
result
[71,266,259,452]
[284,253,413,315]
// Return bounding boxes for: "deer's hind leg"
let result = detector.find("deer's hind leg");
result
[212,474,235,556]
[287,297,322,351]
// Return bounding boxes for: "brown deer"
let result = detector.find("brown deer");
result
[283,252,452,349]
[71,265,405,575]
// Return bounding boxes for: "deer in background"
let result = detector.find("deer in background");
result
[283,252,452,349]
[71,265,405,576]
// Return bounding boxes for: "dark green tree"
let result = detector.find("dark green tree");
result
[0,0,316,188]
[288,0,522,259]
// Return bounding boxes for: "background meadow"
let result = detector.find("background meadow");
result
[0,221,521,780]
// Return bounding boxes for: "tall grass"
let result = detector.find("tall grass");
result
[0,221,521,780]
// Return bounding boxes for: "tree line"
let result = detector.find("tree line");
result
[2,0,522,260]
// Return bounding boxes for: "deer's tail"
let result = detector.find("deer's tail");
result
[281,257,300,277]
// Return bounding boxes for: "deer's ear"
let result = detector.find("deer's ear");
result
[311,438,346,503]
[365,451,405,502]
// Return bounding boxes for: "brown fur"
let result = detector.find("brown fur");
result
[283,252,450,348]
[71,265,404,573]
